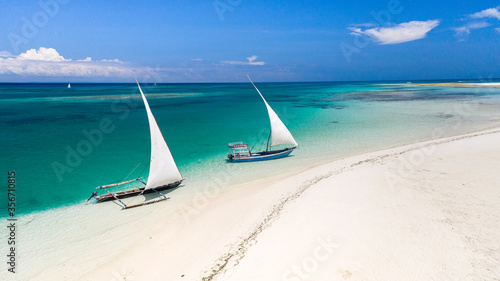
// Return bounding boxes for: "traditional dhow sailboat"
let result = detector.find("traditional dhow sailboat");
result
[89,81,184,209]
[228,76,298,162]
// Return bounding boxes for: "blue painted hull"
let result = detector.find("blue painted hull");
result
[229,148,295,162]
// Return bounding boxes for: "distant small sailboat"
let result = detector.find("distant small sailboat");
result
[88,80,184,209]
[228,76,298,162]
[67,83,71,88]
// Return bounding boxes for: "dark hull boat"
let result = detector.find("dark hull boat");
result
[94,180,182,203]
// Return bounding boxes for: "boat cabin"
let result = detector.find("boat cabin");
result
[228,142,251,160]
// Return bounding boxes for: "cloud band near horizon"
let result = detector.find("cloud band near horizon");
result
[0,47,136,77]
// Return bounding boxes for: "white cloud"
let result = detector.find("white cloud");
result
[350,23,377,28]
[100,58,122,63]
[0,51,14,58]
[192,58,204,61]
[76,57,92,62]
[349,20,440,45]
[454,22,491,40]
[221,55,265,66]
[17,47,69,61]
[470,7,500,20]
[455,7,500,41]
[454,27,470,36]
[467,21,492,29]
[496,27,500,34]
[0,47,136,77]
[349,27,364,36]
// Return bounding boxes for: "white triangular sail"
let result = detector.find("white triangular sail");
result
[247,75,298,147]
[136,81,183,189]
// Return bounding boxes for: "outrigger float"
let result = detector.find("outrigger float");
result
[87,80,184,209]
[228,76,298,162]
[91,178,183,206]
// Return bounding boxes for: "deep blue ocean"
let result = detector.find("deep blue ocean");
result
[1,80,500,216]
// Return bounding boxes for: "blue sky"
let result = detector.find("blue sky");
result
[1,0,499,82]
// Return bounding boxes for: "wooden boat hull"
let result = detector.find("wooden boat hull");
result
[229,148,295,162]
[94,180,182,203]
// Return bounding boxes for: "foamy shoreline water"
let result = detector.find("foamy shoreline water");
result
[2,127,500,280]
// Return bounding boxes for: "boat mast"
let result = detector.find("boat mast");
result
[247,75,298,149]
[266,130,271,152]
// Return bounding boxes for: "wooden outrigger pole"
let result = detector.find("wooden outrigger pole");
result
[96,178,142,189]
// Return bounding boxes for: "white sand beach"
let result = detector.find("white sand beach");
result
[3,128,500,281]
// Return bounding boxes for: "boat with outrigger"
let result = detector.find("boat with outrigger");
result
[87,80,184,209]
[228,76,298,162]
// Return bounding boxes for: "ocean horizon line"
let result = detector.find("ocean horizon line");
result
[1,77,500,85]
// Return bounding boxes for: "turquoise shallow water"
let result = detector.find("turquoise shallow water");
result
[1,81,500,216]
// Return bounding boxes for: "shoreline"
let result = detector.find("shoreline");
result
[7,120,500,221]
[4,81,500,218]
[2,127,500,280]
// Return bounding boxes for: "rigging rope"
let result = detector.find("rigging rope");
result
[109,161,143,193]
[138,162,148,178]
[250,139,266,152]
[125,160,152,206]
[250,127,270,152]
